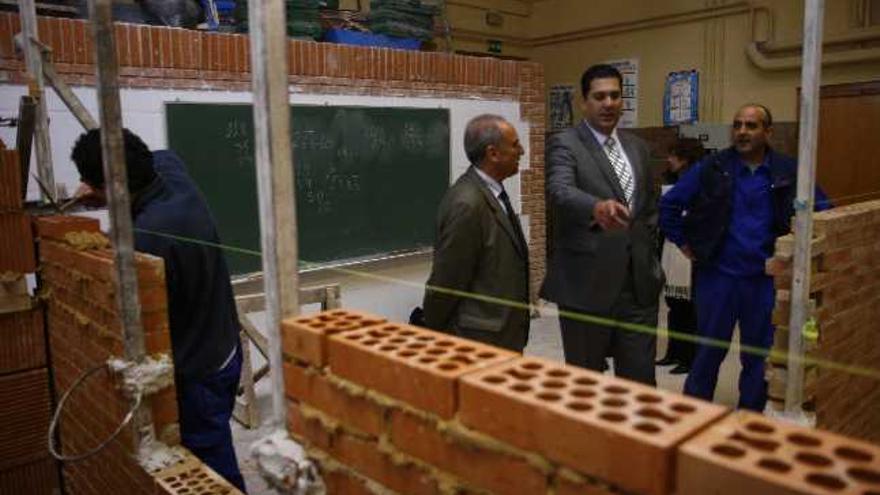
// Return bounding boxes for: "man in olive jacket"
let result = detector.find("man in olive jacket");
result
[423,114,530,351]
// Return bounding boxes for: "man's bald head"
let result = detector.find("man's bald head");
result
[737,103,773,129]
[732,104,774,162]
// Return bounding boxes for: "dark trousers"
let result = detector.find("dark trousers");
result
[664,296,696,366]
[684,268,775,411]
[558,272,658,385]
[177,347,247,492]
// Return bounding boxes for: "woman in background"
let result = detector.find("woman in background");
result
[656,137,706,374]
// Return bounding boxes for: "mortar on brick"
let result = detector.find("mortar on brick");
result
[292,366,549,495]
[107,353,175,397]
[307,449,396,495]
[285,361,386,438]
[388,408,549,494]
[554,466,614,493]
[63,230,110,250]
[381,414,553,495]
[458,356,729,495]
[295,408,457,495]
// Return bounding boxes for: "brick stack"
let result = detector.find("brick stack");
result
[283,309,730,494]
[766,200,880,443]
[678,410,880,494]
[764,232,825,413]
[0,147,60,493]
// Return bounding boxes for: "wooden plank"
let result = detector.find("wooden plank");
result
[19,0,55,200]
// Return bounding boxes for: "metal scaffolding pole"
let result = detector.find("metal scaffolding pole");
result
[248,0,298,431]
[785,0,825,416]
[89,0,153,439]
[18,0,55,200]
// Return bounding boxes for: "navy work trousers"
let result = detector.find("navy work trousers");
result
[177,347,247,492]
[684,268,775,411]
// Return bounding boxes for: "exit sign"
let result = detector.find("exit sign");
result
[488,40,502,54]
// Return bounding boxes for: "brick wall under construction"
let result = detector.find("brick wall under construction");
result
[36,214,176,493]
[283,308,880,495]
[0,145,61,493]
[768,199,880,444]
[21,214,241,494]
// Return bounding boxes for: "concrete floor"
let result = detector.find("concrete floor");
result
[231,303,744,494]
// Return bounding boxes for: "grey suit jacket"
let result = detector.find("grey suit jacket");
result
[423,166,530,348]
[541,122,663,313]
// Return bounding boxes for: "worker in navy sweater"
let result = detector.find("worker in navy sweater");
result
[71,129,246,491]
[659,104,830,411]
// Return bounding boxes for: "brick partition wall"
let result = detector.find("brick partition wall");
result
[282,308,880,494]
[0,146,60,493]
[0,13,547,301]
[33,215,241,494]
[36,214,176,493]
[767,199,880,444]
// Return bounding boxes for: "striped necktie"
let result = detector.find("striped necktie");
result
[604,136,634,206]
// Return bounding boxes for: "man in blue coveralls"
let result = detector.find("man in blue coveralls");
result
[659,104,830,411]
[71,129,246,491]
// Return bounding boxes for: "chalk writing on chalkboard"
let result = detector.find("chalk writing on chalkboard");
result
[166,103,450,274]
[225,119,254,168]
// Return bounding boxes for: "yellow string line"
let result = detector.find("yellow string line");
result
[133,227,880,381]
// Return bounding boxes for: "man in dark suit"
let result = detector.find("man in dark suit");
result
[541,64,663,384]
[423,114,530,352]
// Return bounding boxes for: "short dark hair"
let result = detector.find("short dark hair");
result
[464,114,507,165]
[668,137,707,166]
[71,128,156,193]
[741,103,774,128]
[580,64,623,98]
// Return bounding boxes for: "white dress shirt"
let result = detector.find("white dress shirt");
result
[474,166,509,215]
[585,120,636,207]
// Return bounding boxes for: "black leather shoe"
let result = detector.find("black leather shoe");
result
[670,364,690,375]
[656,356,677,366]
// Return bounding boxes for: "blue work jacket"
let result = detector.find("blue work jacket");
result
[659,146,831,274]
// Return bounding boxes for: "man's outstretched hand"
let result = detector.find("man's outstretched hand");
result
[593,199,630,230]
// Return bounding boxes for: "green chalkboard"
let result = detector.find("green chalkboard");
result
[165,103,450,275]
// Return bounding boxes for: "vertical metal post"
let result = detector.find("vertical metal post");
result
[18,0,55,200]
[248,0,298,430]
[785,0,825,415]
[89,0,153,438]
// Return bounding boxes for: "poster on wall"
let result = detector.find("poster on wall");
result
[549,85,575,131]
[604,58,639,128]
[664,70,699,125]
